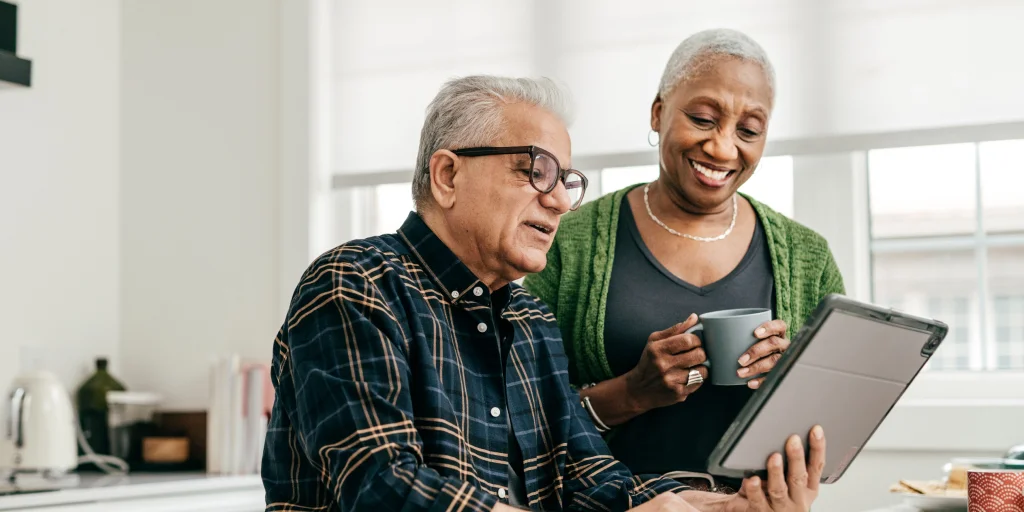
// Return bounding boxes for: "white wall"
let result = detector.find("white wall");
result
[119,0,283,410]
[0,0,122,391]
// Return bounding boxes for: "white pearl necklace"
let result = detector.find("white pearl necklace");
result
[643,183,737,243]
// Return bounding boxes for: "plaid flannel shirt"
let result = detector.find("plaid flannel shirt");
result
[262,212,687,511]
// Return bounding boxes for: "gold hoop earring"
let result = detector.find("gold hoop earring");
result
[648,130,660,147]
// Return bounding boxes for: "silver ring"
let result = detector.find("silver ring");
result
[686,368,704,387]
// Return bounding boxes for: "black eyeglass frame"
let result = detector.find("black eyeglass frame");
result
[450,145,589,209]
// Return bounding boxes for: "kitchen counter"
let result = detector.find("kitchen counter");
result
[0,473,961,511]
[0,472,263,511]
[864,499,966,512]
[864,506,934,512]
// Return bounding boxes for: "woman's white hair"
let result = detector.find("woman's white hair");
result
[658,28,776,101]
[412,75,574,210]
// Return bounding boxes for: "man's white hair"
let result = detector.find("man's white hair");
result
[658,28,776,101]
[412,75,574,210]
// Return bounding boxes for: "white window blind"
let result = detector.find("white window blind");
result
[329,0,1024,175]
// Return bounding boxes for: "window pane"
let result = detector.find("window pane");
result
[992,296,1024,371]
[578,170,601,206]
[738,156,794,218]
[872,249,978,371]
[979,140,1024,234]
[868,144,977,238]
[989,246,1024,370]
[374,183,414,234]
[330,183,414,245]
[327,187,372,249]
[600,165,658,197]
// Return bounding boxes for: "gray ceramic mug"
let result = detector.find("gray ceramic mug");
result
[685,308,773,386]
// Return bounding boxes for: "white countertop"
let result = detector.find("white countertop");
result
[0,472,960,512]
[864,499,966,512]
[0,472,264,511]
[864,507,920,512]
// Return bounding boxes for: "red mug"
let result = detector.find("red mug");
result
[968,470,1024,512]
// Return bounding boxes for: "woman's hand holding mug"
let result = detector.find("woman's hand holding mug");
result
[737,319,791,389]
[624,313,709,413]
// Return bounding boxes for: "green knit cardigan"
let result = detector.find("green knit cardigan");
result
[523,184,847,386]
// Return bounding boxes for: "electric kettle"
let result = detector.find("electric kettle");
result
[0,370,78,476]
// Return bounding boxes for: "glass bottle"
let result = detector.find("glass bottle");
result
[76,357,126,456]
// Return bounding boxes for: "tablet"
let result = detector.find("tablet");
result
[706,294,948,483]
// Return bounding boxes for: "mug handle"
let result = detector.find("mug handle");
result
[684,323,708,368]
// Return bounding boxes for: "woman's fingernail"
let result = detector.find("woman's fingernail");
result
[755,327,766,336]
[749,379,760,389]
[737,368,749,377]
[738,355,750,366]
[813,425,824,439]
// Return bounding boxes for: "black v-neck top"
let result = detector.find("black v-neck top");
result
[602,195,776,476]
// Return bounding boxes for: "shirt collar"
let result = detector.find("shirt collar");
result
[397,211,511,310]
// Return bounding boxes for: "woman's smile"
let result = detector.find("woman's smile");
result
[689,158,737,188]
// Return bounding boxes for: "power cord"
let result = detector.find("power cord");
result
[73,409,129,474]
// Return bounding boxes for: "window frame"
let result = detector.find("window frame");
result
[866,141,1024,375]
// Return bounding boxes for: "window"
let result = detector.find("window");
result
[596,156,794,217]
[990,245,1024,371]
[926,296,972,370]
[993,295,1024,371]
[600,165,659,197]
[738,156,794,218]
[329,181,414,244]
[868,143,977,239]
[374,183,415,235]
[868,141,1024,372]
[980,140,1024,234]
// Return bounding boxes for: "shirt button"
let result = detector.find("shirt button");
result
[451,290,460,299]
[498,488,507,499]
[490,407,501,418]
[473,286,483,297]
[477,322,487,333]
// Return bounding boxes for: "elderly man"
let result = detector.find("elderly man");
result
[262,75,825,512]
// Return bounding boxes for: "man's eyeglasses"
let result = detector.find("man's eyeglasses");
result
[451,146,588,210]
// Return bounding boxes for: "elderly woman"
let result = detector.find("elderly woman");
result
[523,28,845,490]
